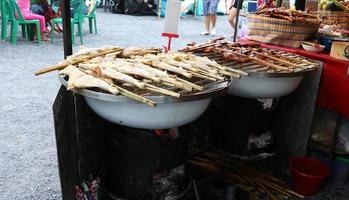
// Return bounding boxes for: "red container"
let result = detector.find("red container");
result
[289,157,330,196]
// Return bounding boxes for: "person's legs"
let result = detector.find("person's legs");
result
[208,0,219,35]
[23,13,49,40]
[201,0,210,35]
[210,14,217,35]
[228,7,237,27]
[210,14,217,27]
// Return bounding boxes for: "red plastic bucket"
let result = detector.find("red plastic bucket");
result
[289,157,330,196]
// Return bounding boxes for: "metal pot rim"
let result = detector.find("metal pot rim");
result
[58,74,231,104]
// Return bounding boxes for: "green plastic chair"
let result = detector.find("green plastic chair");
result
[7,0,41,45]
[0,0,16,41]
[51,0,84,45]
[83,1,97,34]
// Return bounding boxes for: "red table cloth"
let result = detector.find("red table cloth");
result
[260,43,349,119]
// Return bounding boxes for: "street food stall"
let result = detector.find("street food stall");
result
[34,0,349,199]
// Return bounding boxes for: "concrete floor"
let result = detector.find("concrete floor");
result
[0,10,233,199]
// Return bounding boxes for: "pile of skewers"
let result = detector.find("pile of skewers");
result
[189,151,305,200]
[180,38,318,73]
[35,46,240,107]
[255,7,319,23]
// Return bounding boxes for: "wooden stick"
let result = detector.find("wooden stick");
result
[263,181,304,198]
[174,77,204,91]
[257,179,291,198]
[251,57,293,72]
[111,84,157,107]
[144,83,181,98]
[256,52,308,70]
[161,78,193,92]
[218,70,241,79]
[35,49,123,76]
[84,69,157,107]
[221,66,248,76]
[270,53,315,65]
[255,181,278,200]
[191,72,217,81]
[197,69,225,80]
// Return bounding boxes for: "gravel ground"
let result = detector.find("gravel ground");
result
[0,11,232,200]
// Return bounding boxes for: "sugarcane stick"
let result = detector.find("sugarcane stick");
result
[35,49,123,76]
[144,83,181,98]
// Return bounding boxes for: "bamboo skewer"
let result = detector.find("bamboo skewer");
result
[35,49,123,76]
[144,83,181,98]
[197,69,225,80]
[161,78,193,91]
[189,153,305,200]
[191,72,217,81]
[252,57,293,72]
[220,66,248,76]
[78,69,157,107]
[174,77,204,91]
[270,53,316,66]
[218,70,241,79]
[254,52,308,70]
[114,84,157,107]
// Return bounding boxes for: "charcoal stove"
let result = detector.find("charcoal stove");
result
[179,40,321,162]
[55,69,231,200]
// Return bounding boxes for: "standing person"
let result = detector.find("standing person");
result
[201,0,221,35]
[228,0,243,28]
[17,0,49,40]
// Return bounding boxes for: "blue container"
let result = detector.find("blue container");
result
[319,36,333,53]
[160,0,167,17]
[331,157,349,185]
[247,1,257,13]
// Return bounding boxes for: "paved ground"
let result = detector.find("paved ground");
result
[1,10,348,200]
[0,10,233,200]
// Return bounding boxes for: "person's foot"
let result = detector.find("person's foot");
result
[45,26,52,33]
[200,30,210,35]
[210,27,216,35]
[41,32,50,41]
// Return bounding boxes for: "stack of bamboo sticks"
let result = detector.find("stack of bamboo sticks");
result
[189,151,304,200]
[35,46,236,106]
